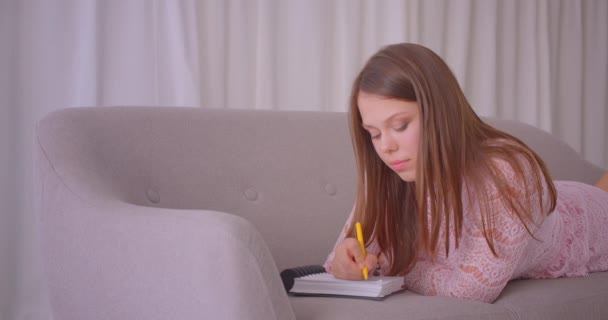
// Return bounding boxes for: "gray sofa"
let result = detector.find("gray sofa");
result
[36,106,608,320]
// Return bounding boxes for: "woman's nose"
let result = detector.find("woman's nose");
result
[379,135,397,153]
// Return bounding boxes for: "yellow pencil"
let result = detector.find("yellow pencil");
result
[355,222,368,280]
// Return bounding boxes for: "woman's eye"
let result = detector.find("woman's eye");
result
[395,123,409,131]
[370,133,380,140]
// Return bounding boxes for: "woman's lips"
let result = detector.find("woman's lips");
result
[390,160,409,171]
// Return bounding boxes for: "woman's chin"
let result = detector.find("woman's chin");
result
[396,170,415,182]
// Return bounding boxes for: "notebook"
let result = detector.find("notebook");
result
[280,265,404,300]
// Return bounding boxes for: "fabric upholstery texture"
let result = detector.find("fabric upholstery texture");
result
[36,107,606,319]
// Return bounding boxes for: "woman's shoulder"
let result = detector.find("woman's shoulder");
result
[467,137,550,204]
[481,138,541,175]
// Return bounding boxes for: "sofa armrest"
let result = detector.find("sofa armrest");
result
[40,182,295,320]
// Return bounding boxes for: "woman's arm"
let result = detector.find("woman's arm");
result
[404,158,547,303]
[323,206,355,272]
[404,211,533,303]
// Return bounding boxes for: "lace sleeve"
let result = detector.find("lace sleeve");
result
[323,206,355,272]
[404,158,547,303]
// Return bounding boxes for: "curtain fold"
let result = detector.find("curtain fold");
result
[0,2,17,318]
[581,0,608,167]
[2,1,607,318]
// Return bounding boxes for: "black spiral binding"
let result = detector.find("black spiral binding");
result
[280,265,326,292]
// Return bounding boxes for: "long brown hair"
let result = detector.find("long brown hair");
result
[347,43,557,275]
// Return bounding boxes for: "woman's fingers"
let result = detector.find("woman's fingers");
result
[365,254,378,270]
[331,238,379,280]
[331,238,362,279]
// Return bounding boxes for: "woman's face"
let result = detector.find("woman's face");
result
[358,91,420,182]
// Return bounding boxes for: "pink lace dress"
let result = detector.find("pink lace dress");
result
[324,160,608,303]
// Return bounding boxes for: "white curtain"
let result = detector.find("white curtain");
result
[2,0,606,319]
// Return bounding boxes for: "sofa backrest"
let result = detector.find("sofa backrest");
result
[36,107,604,270]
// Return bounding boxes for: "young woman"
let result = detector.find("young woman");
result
[324,43,608,303]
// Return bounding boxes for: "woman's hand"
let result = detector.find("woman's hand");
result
[330,237,378,280]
